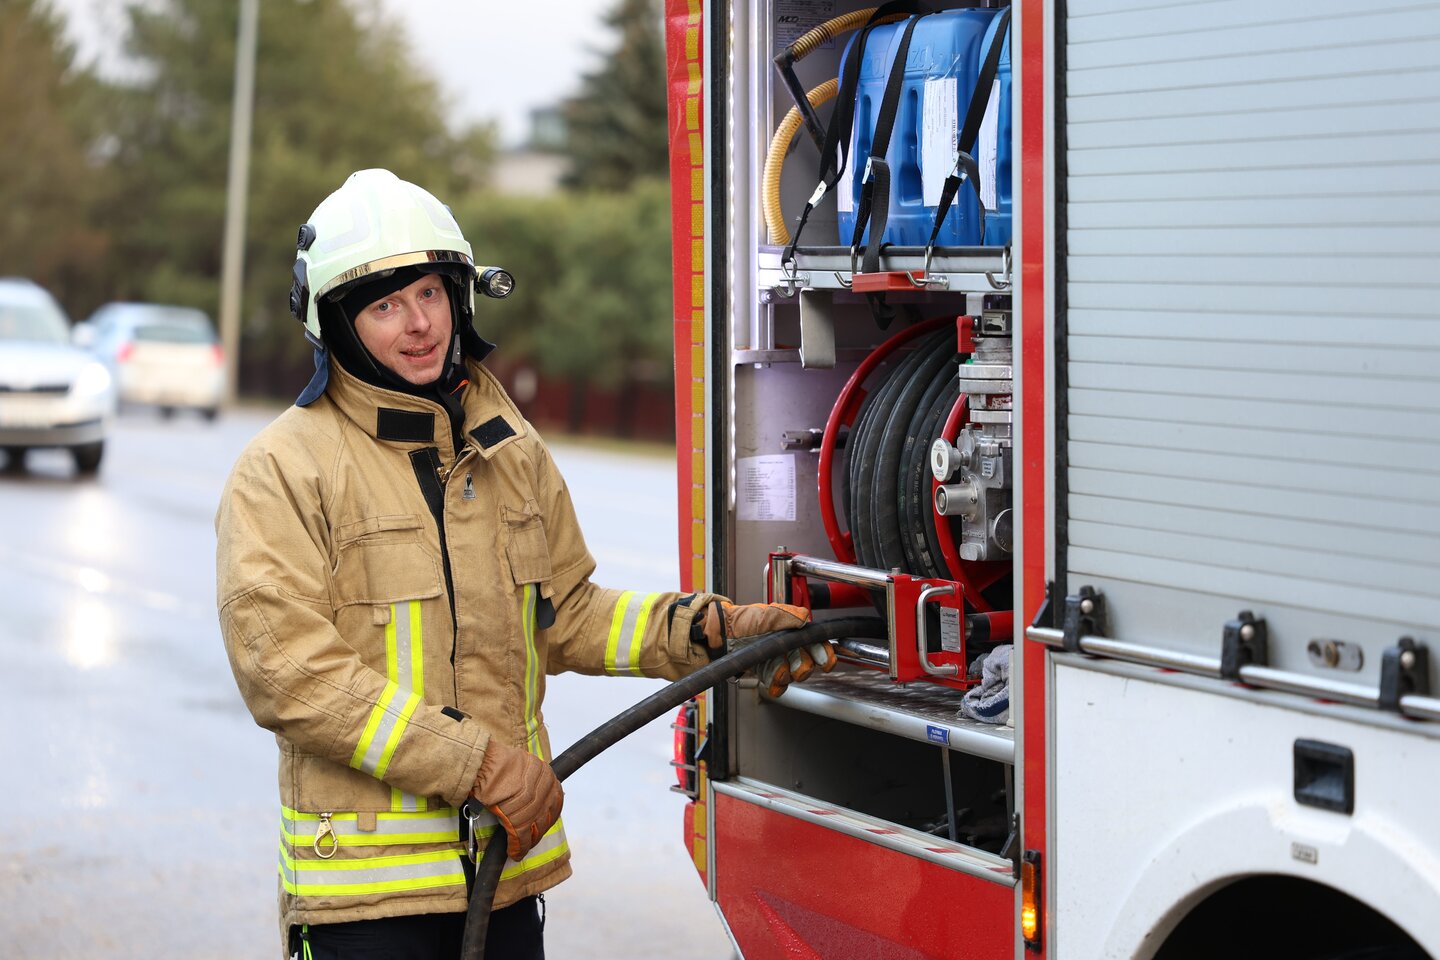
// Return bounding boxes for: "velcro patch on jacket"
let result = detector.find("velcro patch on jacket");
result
[470,416,516,449]
[377,408,435,443]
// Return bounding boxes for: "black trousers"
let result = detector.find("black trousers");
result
[291,896,544,960]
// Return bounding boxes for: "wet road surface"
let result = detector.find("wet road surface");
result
[0,409,733,959]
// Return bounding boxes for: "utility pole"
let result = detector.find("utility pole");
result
[218,0,258,408]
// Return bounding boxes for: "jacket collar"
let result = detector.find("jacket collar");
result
[323,356,527,463]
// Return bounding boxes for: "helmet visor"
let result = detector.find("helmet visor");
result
[316,249,474,302]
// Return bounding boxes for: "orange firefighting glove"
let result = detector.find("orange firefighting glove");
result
[699,599,836,697]
[472,739,564,861]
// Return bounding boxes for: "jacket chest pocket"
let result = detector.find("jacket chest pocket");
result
[331,514,444,608]
[503,500,552,589]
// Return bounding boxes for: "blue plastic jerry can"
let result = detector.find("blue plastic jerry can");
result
[836,7,1012,249]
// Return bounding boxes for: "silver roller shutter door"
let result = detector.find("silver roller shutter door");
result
[1061,0,1440,681]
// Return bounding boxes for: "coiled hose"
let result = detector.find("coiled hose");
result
[459,615,888,960]
[821,322,1009,609]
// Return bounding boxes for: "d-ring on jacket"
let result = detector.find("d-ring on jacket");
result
[215,357,714,938]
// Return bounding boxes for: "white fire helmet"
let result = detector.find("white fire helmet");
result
[288,168,476,343]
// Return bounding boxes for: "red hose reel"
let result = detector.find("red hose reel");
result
[818,315,1007,612]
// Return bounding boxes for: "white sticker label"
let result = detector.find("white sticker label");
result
[837,140,854,214]
[939,606,962,653]
[774,0,837,49]
[737,455,797,522]
[978,80,1000,211]
[922,77,958,208]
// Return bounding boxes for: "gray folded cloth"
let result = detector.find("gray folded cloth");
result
[960,644,1012,725]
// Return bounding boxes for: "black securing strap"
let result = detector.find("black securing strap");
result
[780,0,932,267]
[470,416,517,449]
[441,706,464,722]
[853,11,931,278]
[377,407,435,443]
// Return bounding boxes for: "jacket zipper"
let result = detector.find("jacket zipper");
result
[407,447,464,703]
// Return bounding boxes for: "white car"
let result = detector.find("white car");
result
[0,278,117,475]
[84,302,226,420]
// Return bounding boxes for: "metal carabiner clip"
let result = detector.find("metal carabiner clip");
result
[463,801,483,864]
[313,813,338,860]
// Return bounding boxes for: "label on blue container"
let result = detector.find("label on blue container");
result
[922,77,958,207]
[979,81,999,209]
[927,725,950,746]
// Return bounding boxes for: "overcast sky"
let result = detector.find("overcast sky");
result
[50,0,610,146]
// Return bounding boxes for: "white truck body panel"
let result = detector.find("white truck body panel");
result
[1052,657,1440,959]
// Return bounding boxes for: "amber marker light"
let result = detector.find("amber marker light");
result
[1022,850,1042,950]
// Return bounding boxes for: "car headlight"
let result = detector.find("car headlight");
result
[72,362,114,399]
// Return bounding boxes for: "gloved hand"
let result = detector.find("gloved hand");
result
[472,739,564,861]
[699,599,836,697]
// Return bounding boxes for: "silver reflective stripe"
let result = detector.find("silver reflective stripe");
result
[612,596,644,674]
[279,845,466,895]
[604,592,663,676]
[393,601,415,690]
[391,602,424,812]
[355,684,416,776]
[281,808,460,844]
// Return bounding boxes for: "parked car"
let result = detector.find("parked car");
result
[0,278,116,475]
[82,302,226,419]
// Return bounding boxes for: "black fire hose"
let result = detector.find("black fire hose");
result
[459,615,888,959]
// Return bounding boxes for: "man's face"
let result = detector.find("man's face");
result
[352,274,454,386]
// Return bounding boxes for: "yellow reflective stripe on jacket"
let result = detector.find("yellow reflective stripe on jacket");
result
[522,585,543,756]
[604,591,661,676]
[280,807,460,846]
[279,843,466,896]
[386,600,427,813]
[350,680,422,779]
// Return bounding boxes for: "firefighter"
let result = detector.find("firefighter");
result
[215,168,832,959]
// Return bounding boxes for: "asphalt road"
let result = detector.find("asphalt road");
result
[0,408,734,960]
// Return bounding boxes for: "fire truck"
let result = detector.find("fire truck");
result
[659,0,1440,957]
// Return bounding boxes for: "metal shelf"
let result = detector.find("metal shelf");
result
[759,245,1013,296]
[772,665,1015,765]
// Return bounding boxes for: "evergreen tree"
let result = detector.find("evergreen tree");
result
[562,0,669,190]
[0,0,107,310]
[93,0,495,390]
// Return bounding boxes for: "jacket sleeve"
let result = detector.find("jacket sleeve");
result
[526,437,715,680]
[215,439,489,807]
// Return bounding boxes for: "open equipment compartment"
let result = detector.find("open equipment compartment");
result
[710,0,1021,887]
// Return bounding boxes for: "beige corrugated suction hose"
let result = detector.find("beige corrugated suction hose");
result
[763,78,839,245]
[789,6,880,58]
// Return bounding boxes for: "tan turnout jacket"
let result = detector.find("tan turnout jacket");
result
[215,358,710,936]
